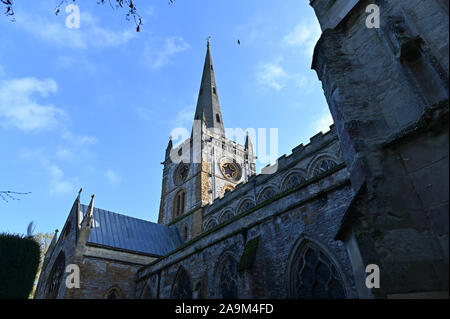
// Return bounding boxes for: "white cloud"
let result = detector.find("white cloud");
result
[0,77,64,132]
[61,131,97,146]
[144,36,190,69]
[105,169,120,184]
[15,11,136,49]
[48,164,76,195]
[56,148,73,160]
[283,21,322,56]
[175,104,195,127]
[256,60,309,91]
[19,148,46,163]
[19,145,91,195]
[55,55,100,74]
[257,60,287,91]
[314,112,334,133]
[294,74,308,87]
[56,56,77,68]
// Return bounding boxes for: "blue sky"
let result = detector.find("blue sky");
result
[0,0,332,235]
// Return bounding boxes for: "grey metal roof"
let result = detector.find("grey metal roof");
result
[80,204,182,257]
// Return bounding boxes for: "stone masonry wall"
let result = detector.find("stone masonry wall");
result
[34,199,80,299]
[67,255,142,299]
[137,153,357,298]
[311,0,449,297]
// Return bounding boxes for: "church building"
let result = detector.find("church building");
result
[35,0,449,299]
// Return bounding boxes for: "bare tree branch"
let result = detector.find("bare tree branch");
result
[1,0,15,21]
[0,191,31,203]
[2,0,176,32]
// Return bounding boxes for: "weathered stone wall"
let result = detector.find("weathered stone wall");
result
[34,199,80,299]
[161,160,202,225]
[311,0,449,298]
[69,257,139,299]
[66,245,155,299]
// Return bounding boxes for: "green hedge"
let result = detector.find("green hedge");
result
[0,233,41,299]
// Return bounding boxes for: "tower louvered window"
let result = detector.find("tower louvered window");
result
[174,190,186,218]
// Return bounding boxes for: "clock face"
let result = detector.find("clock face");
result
[220,161,241,182]
[174,162,189,185]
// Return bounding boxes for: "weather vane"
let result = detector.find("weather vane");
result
[206,36,211,47]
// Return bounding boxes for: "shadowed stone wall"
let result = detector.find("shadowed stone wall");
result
[311,0,448,298]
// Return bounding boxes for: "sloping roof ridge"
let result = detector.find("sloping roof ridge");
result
[80,204,161,227]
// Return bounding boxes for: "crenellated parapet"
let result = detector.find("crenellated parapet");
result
[167,123,345,235]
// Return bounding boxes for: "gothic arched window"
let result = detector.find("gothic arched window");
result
[216,257,239,299]
[45,251,65,299]
[312,158,337,177]
[105,286,122,299]
[173,190,186,219]
[141,285,152,299]
[288,240,346,299]
[257,187,277,203]
[282,173,306,191]
[204,219,218,232]
[171,267,193,299]
[237,199,254,214]
[219,210,234,224]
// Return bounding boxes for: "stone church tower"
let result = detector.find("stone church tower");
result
[157,41,256,240]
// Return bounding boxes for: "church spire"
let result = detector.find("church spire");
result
[193,40,225,136]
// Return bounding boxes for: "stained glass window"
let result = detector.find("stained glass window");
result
[291,242,346,299]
